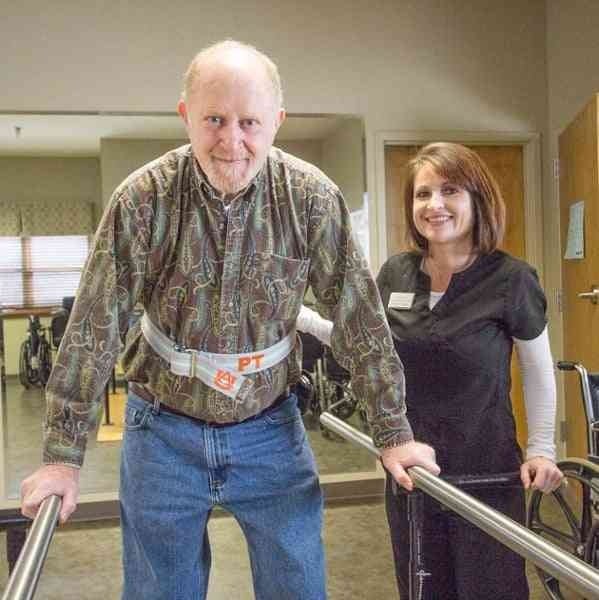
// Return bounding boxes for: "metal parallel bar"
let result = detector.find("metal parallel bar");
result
[319,412,599,599]
[2,495,61,600]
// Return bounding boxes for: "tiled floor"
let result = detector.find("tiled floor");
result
[0,502,400,600]
[0,501,573,599]
[1,502,569,599]
[0,379,586,598]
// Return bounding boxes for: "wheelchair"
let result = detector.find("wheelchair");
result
[296,331,367,434]
[18,315,52,388]
[49,295,75,351]
[19,296,75,389]
[526,360,599,599]
[294,331,323,417]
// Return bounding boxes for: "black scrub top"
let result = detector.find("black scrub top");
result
[376,250,547,476]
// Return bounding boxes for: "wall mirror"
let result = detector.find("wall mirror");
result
[0,111,379,512]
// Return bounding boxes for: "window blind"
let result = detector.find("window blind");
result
[0,235,89,308]
[0,237,24,307]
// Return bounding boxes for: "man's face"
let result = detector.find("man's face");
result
[178,61,285,196]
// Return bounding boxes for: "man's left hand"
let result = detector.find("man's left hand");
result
[380,441,441,492]
[520,456,563,494]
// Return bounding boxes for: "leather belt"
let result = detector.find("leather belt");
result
[130,383,291,428]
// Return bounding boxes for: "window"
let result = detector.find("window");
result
[0,235,90,308]
[0,237,23,307]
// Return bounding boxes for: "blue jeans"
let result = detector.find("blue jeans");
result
[120,391,326,600]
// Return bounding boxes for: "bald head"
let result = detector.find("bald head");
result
[177,40,286,196]
[182,40,283,110]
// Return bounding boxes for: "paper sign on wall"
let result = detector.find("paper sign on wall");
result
[564,200,585,260]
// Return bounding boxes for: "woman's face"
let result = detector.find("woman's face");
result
[412,164,475,252]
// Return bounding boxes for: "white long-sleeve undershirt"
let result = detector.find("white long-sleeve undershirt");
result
[513,327,557,460]
[297,304,333,346]
[297,302,557,461]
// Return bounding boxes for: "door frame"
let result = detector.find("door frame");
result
[371,130,543,279]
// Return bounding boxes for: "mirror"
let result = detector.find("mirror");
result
[0,112,376,507]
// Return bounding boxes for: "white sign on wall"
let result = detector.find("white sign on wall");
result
[564,200,584,260]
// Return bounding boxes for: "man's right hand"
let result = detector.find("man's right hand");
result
[21,464,80,524]
[380,441,440,492]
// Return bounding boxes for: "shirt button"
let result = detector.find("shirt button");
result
[229,301,234,307]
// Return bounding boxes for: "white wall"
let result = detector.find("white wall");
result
[321,119,365,211]
[1,0,554,391]
[0,157,100,209]
[546,0,599,137]
[1,1,547,129]
[276,139,323,170]
[100,138,187,207]
[1,0,548,266]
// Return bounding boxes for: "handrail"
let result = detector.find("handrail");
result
[2,495,61,600]
[320,412,599,599]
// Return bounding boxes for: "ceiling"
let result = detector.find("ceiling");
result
[0,113,347,157]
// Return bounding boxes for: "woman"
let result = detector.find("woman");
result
[377,142,562,599]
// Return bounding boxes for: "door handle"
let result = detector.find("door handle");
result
[578,285,599,304]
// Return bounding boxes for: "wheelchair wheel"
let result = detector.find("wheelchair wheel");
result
[329,382,357,420]
[38,339,52,385]
[584,518,599,568]
[295,372,314,415]
[526,458,599,599]
[18,341,31,389]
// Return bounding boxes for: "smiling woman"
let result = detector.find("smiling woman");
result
[377,142,561,599]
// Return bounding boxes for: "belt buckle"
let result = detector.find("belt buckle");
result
[174,344,198,379]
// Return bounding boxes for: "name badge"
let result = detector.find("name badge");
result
[388,292,415,310]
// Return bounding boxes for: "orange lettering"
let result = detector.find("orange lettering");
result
[214,369,237,392]
[252,354,264,369]
[238,356,252,372]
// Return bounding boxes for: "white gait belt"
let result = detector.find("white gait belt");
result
[140,313,295,399]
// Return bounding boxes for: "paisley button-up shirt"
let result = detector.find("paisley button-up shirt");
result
[44,145,411,466]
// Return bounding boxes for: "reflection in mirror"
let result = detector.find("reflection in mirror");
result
[0,112,373,504]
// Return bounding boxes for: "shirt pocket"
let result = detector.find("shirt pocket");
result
[245,253,310,322]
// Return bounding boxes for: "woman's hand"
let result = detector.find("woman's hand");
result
[520,456,563,494]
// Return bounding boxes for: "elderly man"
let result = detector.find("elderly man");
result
[21,40,438,599]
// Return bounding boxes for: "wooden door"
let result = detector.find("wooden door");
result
[384,143,528,449]
[559,94,599,460]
